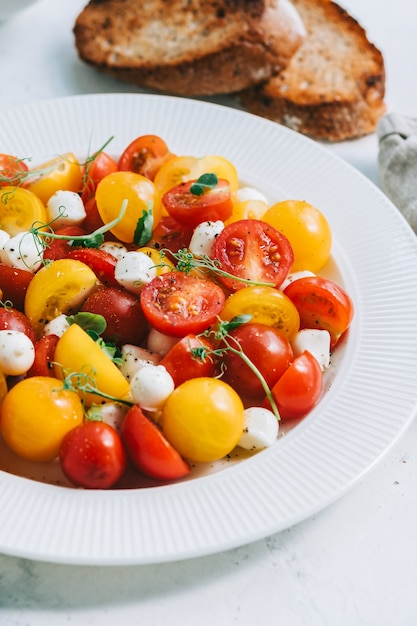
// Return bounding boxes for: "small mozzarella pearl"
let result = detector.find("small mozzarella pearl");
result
[189,220,224,257]
[99,241,128,261]
[130,364,174,411]
[146,328,178,357]
[114,251,157,294]
[0,330,35,375]
[235,187,269,204]
[1,231,43,272]
[280,270,316,291]
[118,344,160,381]
[238,406,279,450]
[46,190,86,229]
[291,329,331,372]
[43,314,70,337]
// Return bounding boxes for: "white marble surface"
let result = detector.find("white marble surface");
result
[0,1,417,624]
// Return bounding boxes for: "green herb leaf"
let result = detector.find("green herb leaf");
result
[190,173,218,196]
[66,312,107,335]
[134,204,154,246]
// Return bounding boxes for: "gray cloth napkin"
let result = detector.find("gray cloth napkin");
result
[378,112,417,233]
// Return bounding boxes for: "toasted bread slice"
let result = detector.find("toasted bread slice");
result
[73,0,305,96]
[240,0,386,141]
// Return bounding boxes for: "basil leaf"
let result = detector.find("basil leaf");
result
[134,205,154,247]
[66,312,107,335]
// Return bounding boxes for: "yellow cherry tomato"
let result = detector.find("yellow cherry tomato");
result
[225,197,268,225]
[136,246,175,275]
[162,377,244,463]
[0,186,47,236]
[220,285,300,341]
[154,155,240,197]
[24,258,98,337]
[0,367,8,404]
[53,323,130,406]
[262,200,332,273]
[95,171,162,243]
[27,152,83,205]
[0,376,84,462]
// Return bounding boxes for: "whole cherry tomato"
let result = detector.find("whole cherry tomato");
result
[27,334,60,377]
[60,420,127,489]
[81,285,148,347]
[0,264,33,312]
[160,333,216,387]
[0,153,29,187]
[0,305,36,344]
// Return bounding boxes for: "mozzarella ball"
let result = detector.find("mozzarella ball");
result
[146,328,179,357]
[0,330,35,375]
[1,231,43,272]
[114,251,157,294]
[280,270,316,291]
[118,344,160,381]
[46,190,86,229]
[291,329,331,372]
[189,220,224,257]
[130,364,175,411]
[0,229,11,250]
[99,241,128,261]
[238,406,279,450]
[43,314,71,337]
[235,187,269,204]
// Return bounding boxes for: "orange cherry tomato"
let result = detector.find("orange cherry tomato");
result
[118,134,175,181]
[27,152,83,204]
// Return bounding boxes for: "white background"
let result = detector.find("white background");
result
[0,1,417,624]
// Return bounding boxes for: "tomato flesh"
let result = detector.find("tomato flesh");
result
[284,276,354,349]
[162,178,233,228]
[140,272,226,337]
[118,134,174,181]
[121,405,190,481]
[211,219,294,291]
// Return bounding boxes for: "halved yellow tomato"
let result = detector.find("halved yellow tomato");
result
[95,171,162,243]
[24,258,98,337]
[27,152,83,205]
[225,197,268,225]
[220,285,300,341]
[136,246,175,275]
[0,186,47,236]
[153,155,239,197]
[53,323,130,406]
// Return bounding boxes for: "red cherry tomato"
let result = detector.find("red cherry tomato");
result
[81,196,106,234]
[160,333,216,387]
[162,178,233,229]
[211,219,294,291]
[0,306,36,344]
[283,276,354,349]
[81,151,118,202]
[67,247,119,287]
[221,323,293,398]
[82,285,148,347]
[42,226,88,262]
[0,264,33,312]
[118,134,175,181]
[0,153,29,187]
[121,405,191,481]
[27,334,60,377]
[140,272,226,337]
[149,215,193,256]
[267,351,323,420]
[59,421,127,489]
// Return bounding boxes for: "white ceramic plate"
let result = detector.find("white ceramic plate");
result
[0,93,417,565]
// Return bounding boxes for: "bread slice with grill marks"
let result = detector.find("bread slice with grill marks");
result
[73,0,306,96]
[239,0,386,141]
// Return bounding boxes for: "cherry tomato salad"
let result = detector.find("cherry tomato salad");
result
[0,134,354,489]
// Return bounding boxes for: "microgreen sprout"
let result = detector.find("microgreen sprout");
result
[190,173,219,196]
[60,368,134,407]
[193,315,281,421]
[30,199,128,254]
[159,247,275,288]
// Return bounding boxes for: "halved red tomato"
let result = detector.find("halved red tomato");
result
[66,247,119,287]
[211,219,294,291]
[162,178,233,228]
[266,350,323,420]
[140,271,225,337]
[118,134,175,181]
[27,334,60,377]
[0,154,29,187]
[283,276,354,349]
[121,404,190,481]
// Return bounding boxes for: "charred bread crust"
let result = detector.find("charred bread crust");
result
[239,0,386,141]
[73,0,305,96]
